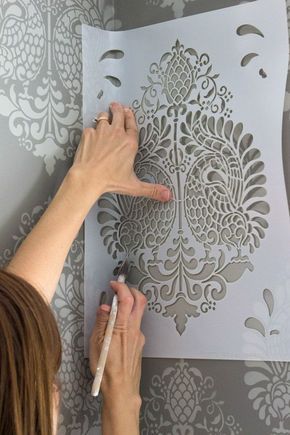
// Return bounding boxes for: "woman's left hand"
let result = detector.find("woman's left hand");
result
[71,102,172,205]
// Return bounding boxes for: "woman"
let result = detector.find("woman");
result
[0,102,172,435]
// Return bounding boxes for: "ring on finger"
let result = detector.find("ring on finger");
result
[93,112,110,125]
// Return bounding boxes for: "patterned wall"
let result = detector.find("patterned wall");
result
[0,0,290,434]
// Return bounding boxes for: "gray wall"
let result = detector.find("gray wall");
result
[0,0,290,434]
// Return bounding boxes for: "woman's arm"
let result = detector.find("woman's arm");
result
[6,103,172,303]
[90,281,147,435]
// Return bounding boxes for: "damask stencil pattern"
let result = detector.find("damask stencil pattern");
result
[0,0,120,175]
[97,38,269,335]
[244,360,290,433]
[141,360,243,434]
[243,274,290,362]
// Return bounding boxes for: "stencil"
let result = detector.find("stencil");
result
[97,40,270,335]
[83,0,290,360]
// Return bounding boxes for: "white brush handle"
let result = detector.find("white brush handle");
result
[91,274,125,397]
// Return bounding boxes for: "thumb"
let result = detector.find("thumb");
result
[137,181,173,202]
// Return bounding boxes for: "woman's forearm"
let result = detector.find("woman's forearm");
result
[6,169,100,303]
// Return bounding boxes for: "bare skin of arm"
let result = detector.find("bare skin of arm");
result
[5,102,171,434]
[6,103,172,303]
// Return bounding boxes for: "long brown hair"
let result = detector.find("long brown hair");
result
[0,269,62,435]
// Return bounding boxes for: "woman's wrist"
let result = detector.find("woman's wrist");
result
[103,392,142,412]
[64,166,106,210]
[102,393,141,435]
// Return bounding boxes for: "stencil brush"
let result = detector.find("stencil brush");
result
[91,259,129,397]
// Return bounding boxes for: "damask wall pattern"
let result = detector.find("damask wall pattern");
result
[1,0,290,434]
[0,0,120,176]
[0,0,119,432]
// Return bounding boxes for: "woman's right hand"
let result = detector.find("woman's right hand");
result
[71,102,172,206]
[89,281,147,435]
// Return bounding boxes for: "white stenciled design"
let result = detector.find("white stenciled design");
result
[244,360,290,433]
[243,277,290,362]
[52,235,101,434]
[0,0,45,80]
[141,360,243,434]
[243,272,290,432]
[0,0,119,175]
[0,198,51,268]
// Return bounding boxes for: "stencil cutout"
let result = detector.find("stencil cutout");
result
[104,75,121,87]
[237,23,267,78]
[99,49,124,61]
[236,24,265,38]
[83,0,290,360]
[241,53,259,66]
[245,288,279,337]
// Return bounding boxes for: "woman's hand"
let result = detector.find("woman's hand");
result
[6,101,172,304]
[71,102,172,204]
[89,281,146,435]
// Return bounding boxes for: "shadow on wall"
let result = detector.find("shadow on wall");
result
[114,0,256,29]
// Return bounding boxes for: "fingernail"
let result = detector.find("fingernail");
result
[100,305,111,313]
[110,101,119,108]
[161,189,173,202]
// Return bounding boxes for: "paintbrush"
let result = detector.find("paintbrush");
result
[91,259,129,397]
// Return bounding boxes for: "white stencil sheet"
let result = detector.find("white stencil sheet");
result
[83,0,290,360]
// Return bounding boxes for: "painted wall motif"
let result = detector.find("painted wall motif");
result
[0,0,290,434]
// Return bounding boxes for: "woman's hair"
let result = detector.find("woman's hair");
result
[0,269,62,435]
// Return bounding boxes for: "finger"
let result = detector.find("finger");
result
[94,305,111,337]
[89,305,110,375]
[124,108,138,142]
[89,305,110,349]
[135,181,173,202]
[110,102,125,129]
[95,111,110,130]
[134,341,144,390]
[129,288,147,329]
[110,281,134,326]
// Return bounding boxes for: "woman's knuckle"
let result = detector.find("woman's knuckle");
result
[139,332,146,346]
[129,139,138,149]
[152,186,158,199]
[124,294,134,305]
[134,289,147,306]
[114,126,124,135]
[140,293,147,306]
